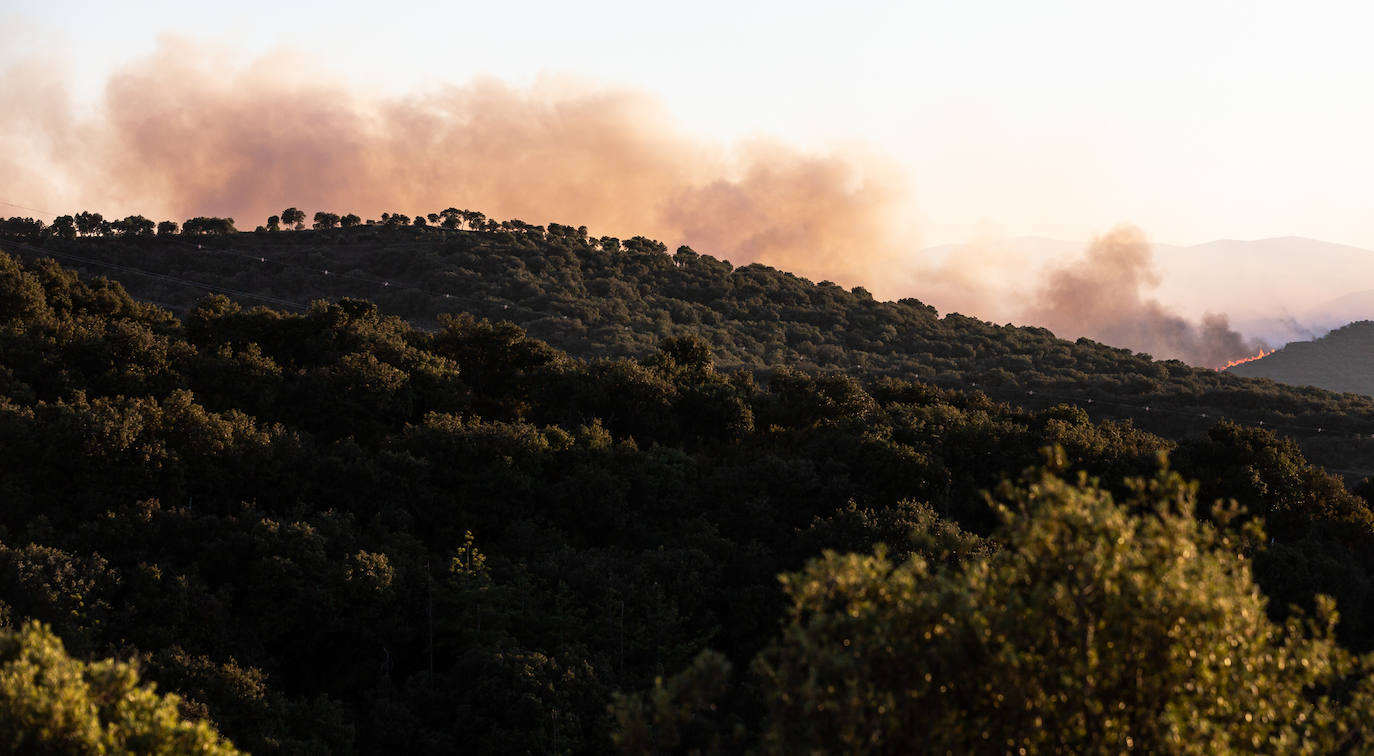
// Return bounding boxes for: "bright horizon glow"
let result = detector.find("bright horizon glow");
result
[5,0,1374,249]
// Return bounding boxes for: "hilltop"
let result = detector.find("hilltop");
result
[1229,320,1374,397]
[4,217,1374,478]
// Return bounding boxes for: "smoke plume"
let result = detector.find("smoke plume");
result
[3,39,1270,368]
[905,238,1040,325]
[1024,225,1266,367]
[2,38,906,294]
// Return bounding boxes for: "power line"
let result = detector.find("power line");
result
[973,383,1374,478]
[1,239,308,312]
[1016,385,1374,442]
[0,200,57,218]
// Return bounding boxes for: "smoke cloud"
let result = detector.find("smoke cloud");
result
[2,38,906,294]
[3,39,1269,368]
[905,237,1042,325]
[1024,225,1267,367]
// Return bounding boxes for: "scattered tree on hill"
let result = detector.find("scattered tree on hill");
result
[281,207,306,231]
[266,215,281,232]
[313,211,341,230]
[182,217,236,235]
[111,214,155,238]
[50,215,77,240]
[0,217,44,238]
[340,213,361,228]
[157,220,179,236]
[74,211,105,237]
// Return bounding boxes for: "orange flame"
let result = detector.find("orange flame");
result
[1218,348,1271,371]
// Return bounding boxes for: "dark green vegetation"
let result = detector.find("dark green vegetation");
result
[637,463,1374,754]
[0,621,241,753]
[4,211,1374,479]
[1231,321,1374,398]
[5,215,1374,751]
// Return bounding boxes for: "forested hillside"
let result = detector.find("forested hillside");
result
[4,213,1374,480]
[1230,320,1374,397]
[4,249,1374,751]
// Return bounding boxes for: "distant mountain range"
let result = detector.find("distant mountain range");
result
[1228,320,1374,397]
[916,236,1374,346]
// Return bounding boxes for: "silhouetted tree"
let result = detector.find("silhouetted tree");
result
[183,217,237,235]
[111,215,155,238]
[50,215,77,240]
[0,217,44,239]
[74,211,105,237]
[281,207,306,231]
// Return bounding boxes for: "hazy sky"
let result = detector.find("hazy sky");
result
[5,0,1374,248]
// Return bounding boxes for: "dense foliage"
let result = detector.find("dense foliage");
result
[619,460,1374,754]
[753,462,1373,754]
[2,233,1374,750]
[0,621,241,753]
[4,212,1372,480]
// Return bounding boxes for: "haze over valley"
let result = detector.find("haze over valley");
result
[917,233,1374,358]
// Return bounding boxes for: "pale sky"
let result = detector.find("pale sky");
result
[5,0,1374,248]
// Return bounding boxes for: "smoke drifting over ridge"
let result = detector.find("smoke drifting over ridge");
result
[3,39,905,294]
[1024,226,1266,366]
[3,40,1268,368]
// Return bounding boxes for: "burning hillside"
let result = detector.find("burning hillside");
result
[1227,321,1374,397]
[1219,348,1272,371]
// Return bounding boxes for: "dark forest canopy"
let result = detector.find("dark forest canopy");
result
[3,208,1374,479]
[4,223,1374,750]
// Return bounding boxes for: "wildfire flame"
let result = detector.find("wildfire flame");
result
[1218,348,1272,371]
